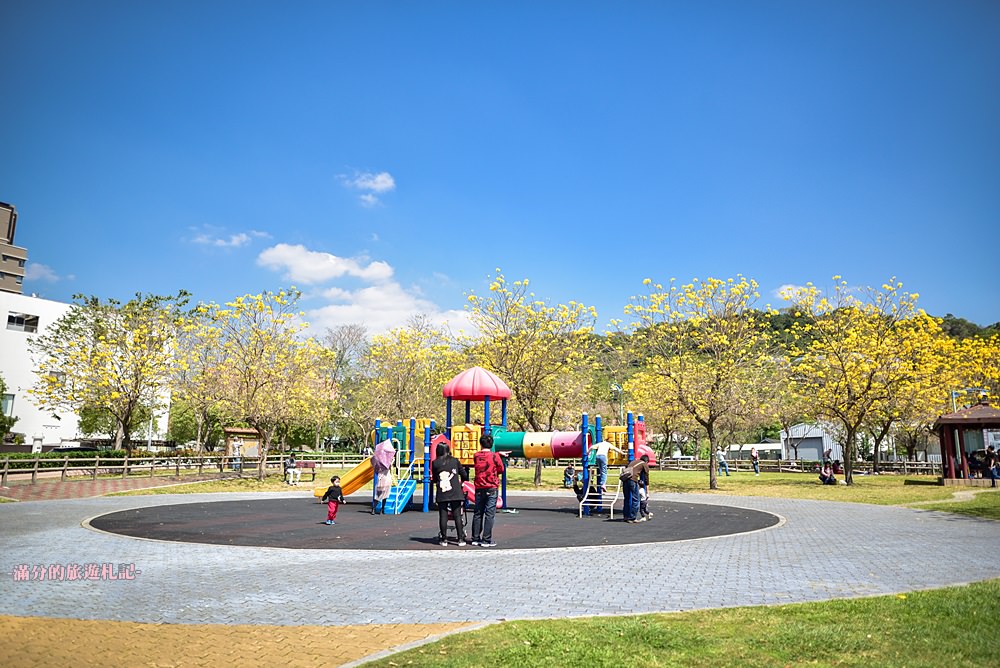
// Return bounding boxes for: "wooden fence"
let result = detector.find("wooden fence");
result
[1,452,941,486]
[0,452,371,486]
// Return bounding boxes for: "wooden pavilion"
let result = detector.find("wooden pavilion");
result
[934,398,1000,485]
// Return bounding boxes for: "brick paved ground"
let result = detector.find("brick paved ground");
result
[2,485,999,667]
[0,474,226,502]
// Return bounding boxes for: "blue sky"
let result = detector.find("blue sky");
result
[3,1,998,334]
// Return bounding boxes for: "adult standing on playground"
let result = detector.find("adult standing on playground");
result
[621,454,650,523]
[432,442,469,545]
[372,439,395,514]
[591,440,623,491]
[471,433,505,547]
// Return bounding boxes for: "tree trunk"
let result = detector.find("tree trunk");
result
[533,457,543,486]
[870,422,891,475]
[843,428,856,485]
[195,415,204,453]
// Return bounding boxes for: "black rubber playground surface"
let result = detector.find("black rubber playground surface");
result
[87,495,780,550]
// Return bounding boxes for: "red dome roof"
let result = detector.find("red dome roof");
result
[442,366,512,400]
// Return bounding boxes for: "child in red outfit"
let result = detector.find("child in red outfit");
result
[321,476,345,525]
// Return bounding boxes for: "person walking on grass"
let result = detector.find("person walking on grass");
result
[750,446,760,476]
[432,441,469,546]
[321,476,345,525]
[471,433,504,547]
[715,447,730,476]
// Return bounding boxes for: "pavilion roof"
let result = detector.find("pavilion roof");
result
[934,399,1000,429]
[442,366,512,401]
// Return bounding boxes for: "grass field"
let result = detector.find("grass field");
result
[359,579,1000,668]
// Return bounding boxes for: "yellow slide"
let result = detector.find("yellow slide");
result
[313,458,374,498]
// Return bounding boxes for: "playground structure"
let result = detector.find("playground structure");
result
[316,366,656,515]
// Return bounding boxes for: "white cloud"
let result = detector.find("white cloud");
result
[24,262,61,282]
[305,284,472,336]
[339,170,396,206]
[257,243,394,285]
[774,284,806,300]
[257,242,472,336]
[343,171,395,193]
[190,228,270,248]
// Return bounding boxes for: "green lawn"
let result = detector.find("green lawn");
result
[361,579,1000,668]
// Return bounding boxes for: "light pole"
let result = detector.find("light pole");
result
[610,383,624,425]
[951,387,988,412]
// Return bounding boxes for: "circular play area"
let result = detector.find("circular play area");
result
[86,494,780,550]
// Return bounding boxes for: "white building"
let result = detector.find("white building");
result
[0,292,78,449]
[0,292,170,450]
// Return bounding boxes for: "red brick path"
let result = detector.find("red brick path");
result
[0,475,225,502]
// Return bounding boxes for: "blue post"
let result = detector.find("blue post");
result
[595,414,603,446]
[409,417,416,466]
[501,398,508,430]
[484,395,492,434]
[627,411,635,461]
[446,399,453,441]
[465,400,471,425]
[423,423,431,512]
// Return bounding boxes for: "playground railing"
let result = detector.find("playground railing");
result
[391,460,417,509]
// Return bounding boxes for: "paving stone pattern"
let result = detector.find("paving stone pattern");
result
[3,491,999,627]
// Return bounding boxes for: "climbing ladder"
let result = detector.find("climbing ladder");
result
[578,466,623,518]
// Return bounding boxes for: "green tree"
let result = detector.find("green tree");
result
[0,374,18,441]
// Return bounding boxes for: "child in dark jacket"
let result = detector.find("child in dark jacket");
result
[321,476,345,525]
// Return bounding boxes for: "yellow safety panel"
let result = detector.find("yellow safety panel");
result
[450,424,483,464]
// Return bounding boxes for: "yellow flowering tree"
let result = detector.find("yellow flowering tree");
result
[464,270,598,432]
[357,317,463,426]
[624,368,700,458]
[464,270,597,486]
[29,292,189,452]
[172,313,227,451]
[954,334,1000,405]
[782,277,946,484]
[862,314,957,469]
[627,276,776,489]
[177,290,326,478]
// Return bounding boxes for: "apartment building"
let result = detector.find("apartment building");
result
[0,202,27,295]
[0,292,79,448]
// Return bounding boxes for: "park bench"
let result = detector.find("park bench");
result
[287,461,317,483]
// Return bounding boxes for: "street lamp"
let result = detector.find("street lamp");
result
[610,383,624,425]
[950,387,988,412]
